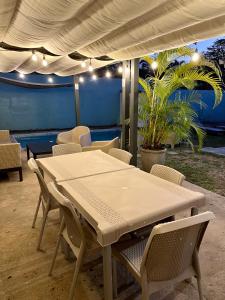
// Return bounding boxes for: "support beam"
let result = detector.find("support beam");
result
[73,76,80,126]
[121,61,130,150]
[129,58,139,166]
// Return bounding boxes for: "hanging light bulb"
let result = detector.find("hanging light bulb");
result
[192,51,200,62]
[105,70,111,78]
[92,74,97,80]
[88,59,93,72]
[118,65,123,73]
[81,61,86,68]
[18,72,25,79]
[48,76,53,83]
[42,55,48,67]
[32,50,37,62]
[151,60,158,70]
[79,76,84,83]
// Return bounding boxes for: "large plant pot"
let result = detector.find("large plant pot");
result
[140,148,167,172]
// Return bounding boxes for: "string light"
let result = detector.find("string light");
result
[18,72,25,79]
[42,55,48,67]
[192,52,200,62]
[79,76,84,83]
[48,76,53,83]
[151,60,158,70]
[88,59,93,72]
[105,70,111,78]
[81,61,86,68]
[32,50,37,62]
[92,74,97,80]
[118,65,123,73]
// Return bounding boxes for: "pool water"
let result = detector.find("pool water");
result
[15,128,121,149]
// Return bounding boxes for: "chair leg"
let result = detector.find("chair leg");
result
[37,202,50,251]
[32,193,42,228]
[197,277,203,300]
[68,250,84,300]
[112,259,118,298]
[18,167,23,182]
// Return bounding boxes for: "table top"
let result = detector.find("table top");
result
[27,141,55,154]
[59,168,205,246]
[37,150,134,181]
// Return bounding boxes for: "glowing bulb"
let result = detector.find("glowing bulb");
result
[92,74,97,80]
[42,56,48,67]
[151,61,158,70]
[106,70,111,78]
[192,52,200,62]
[118,66,123,73]
[48,77,53,83]
[81,61,86,68]
[88,64,93,72]
[19,73,25,79]
[79,76,84,83]
[32,51,37,62]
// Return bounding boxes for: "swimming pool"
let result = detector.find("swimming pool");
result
[15,128,121,149]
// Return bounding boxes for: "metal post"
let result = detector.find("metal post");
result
[73,76,80,126]
[129,58,139,166]
[121,61,130,150]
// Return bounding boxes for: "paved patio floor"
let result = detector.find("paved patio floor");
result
[0,152,225,300]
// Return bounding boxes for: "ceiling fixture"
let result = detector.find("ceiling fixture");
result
[105,70,111,78]
[48,76,53,83]
[88,59,93,72]
[42,55,48,67]
[79,76,84,83]
[151,60,158,70]
[118,65,123,73]
[92,74,97,80]
[32,50,37,62]
[18,72,25,79]
[81,61,86,68]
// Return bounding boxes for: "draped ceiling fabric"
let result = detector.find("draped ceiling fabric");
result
[0,0,224,76]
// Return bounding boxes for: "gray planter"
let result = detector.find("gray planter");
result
[140,147,167,172]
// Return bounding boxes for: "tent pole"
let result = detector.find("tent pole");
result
[73,76,80,126]
[121,61,130,150]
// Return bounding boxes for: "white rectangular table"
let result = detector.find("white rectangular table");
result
[58,168,205,300]
[37,150,134,181]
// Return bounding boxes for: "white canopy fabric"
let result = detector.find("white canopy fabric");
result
[0,0,224,75]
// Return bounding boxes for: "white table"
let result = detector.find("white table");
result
[58,168,205,300]
[37,150,134,181]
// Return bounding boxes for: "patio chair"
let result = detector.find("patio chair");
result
[28,158,59,250]
[48,182,100,300]
[150,164,185,185]
[108,148,132,164]
[52,143,82,156]
[81,135,120,153]
[112,211,214,300]
[0,130,22,181]
[56,126,90,144]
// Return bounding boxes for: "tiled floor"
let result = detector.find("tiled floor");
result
[0,151,225,300]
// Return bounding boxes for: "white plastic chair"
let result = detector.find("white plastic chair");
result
[57,126,90,144]
[113,211,214,300]
[28,158,59,250]
[150,164,185,185]
[108,148,132,164]
[52,143,82,156]
[48,182,100,300]
[81,136,120,153]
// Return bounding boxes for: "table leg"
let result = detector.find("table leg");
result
[103,245,113,300]
[191,207,198,216]
[26,145,30,160]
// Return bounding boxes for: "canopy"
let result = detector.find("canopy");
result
[0,0,224,75]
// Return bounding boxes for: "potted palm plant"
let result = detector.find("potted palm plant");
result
[139,47,223,172]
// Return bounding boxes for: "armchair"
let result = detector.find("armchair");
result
[56,126,90,144]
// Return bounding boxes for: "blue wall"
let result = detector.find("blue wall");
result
[0,73,121,130]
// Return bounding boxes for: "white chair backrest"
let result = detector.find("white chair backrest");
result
[141,211,214,282]
[150,164,185,185]
[48,182,85,249]
[28,158,49,204]
[108,148,132,164]
[72,126,90,144]
[52,143,82,156]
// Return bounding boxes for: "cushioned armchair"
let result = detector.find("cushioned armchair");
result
[0,130,22,181]
[56,126,90,144]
